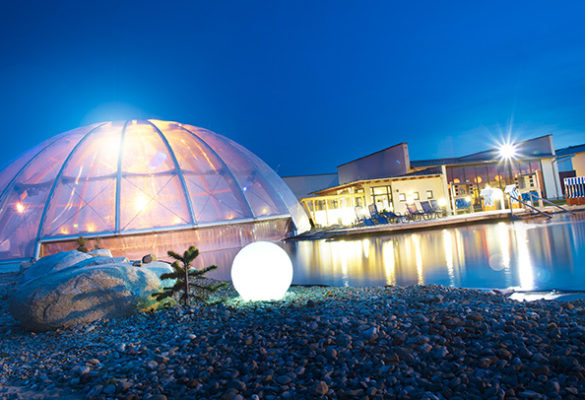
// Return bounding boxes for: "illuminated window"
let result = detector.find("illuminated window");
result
[413,192,420,200]
[371,185,392,208]
[426,190,433,199]
[399,193,406,202]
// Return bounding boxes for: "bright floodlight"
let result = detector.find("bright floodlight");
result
[231,241,293,301]
[499,142,517,161]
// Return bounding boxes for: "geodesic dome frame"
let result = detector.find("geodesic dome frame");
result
[0,120,309,271]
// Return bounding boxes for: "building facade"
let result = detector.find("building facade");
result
[284,134,565,228]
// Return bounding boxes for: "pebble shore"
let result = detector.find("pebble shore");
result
[1,284,584,400]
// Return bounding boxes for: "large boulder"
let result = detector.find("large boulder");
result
[87,248,113,257]
[71,256,130,269]
[9,262,173,332]
[23,250,93,282]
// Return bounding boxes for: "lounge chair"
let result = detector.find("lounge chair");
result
[354,206,377,226]
[420,201,440,219]
[368,204,390,224]
[381,210,407,223]
[429,199,447,217]
[406,203,427,221]
[361,217,376,226]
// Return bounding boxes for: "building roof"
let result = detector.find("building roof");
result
[312,167,442,196]
[336,143,408,168]
[411,134,555,168]
[556,143,585,157]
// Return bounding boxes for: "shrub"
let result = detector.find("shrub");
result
[152,246,226,307]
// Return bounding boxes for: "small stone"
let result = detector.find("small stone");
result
[133,261,143,267]
[103,384,116,394]
[534,365,550,376]
[467,312,483,322]
[546,380,560,393]
[221,389,238,400]
[276,375,292,385]
[142,254,155,264]
[147,360,158,370]
[315,381,328,396]
[148,395,168,400]
[362,326,378,341]
[565,387,579,395]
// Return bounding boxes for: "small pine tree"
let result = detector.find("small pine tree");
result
[152,246,225,307]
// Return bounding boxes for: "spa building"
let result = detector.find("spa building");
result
[284,135,563,227]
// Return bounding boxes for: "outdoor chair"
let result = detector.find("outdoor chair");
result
[406,203,427,221]
[429,199,448,217]
[381,210,407,223]
[420,201,440,219]
[360,217,376,226]
[368,204,390,224]
[354,206,377,226]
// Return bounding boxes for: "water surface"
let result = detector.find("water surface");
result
[286,213,585,291]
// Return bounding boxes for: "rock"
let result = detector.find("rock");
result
[147,395,167,400]
[142,254,156,264]
[147,360,158,370]
[23,250,93,282]
[142,262,175,288]
[88,248,113,257]
[467,312,483,322]
[315,381,328,396]
[133,261,143,267]
[9,263,166,331]
[72,256,130,269]
[276,375,292,384]
[362,326,378,341]
[103,384,116,394]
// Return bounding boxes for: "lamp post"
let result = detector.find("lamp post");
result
[499,143,517,217]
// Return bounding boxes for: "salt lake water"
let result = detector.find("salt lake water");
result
[286,212,585,291]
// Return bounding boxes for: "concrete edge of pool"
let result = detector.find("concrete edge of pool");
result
[289,205,585,240]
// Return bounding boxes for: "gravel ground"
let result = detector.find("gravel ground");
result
[1,283,585,400]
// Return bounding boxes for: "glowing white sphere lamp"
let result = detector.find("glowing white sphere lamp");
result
[231,241,293,301]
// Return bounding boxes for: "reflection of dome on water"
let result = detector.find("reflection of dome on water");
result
[0,120,309,272]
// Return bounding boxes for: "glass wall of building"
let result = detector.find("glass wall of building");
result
[446,161,544,205]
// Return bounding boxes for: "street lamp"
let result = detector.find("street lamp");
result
[498,142,518,216]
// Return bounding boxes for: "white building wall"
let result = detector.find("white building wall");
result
[390,176,448,215]
[541,158,562,198]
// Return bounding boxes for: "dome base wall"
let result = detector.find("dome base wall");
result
[39,217,293,280]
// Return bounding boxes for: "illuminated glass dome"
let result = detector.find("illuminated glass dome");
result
[0,120,309,270]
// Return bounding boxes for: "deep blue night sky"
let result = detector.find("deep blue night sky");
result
[1,1,585,176]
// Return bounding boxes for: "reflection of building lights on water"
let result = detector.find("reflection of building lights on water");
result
[361,239,370,258]
[15,202,25,213]
[515,225,534,291]
[382,240,396,285]
[412,234,424,285]
[489,223,511,277]
[442,230,455,287]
